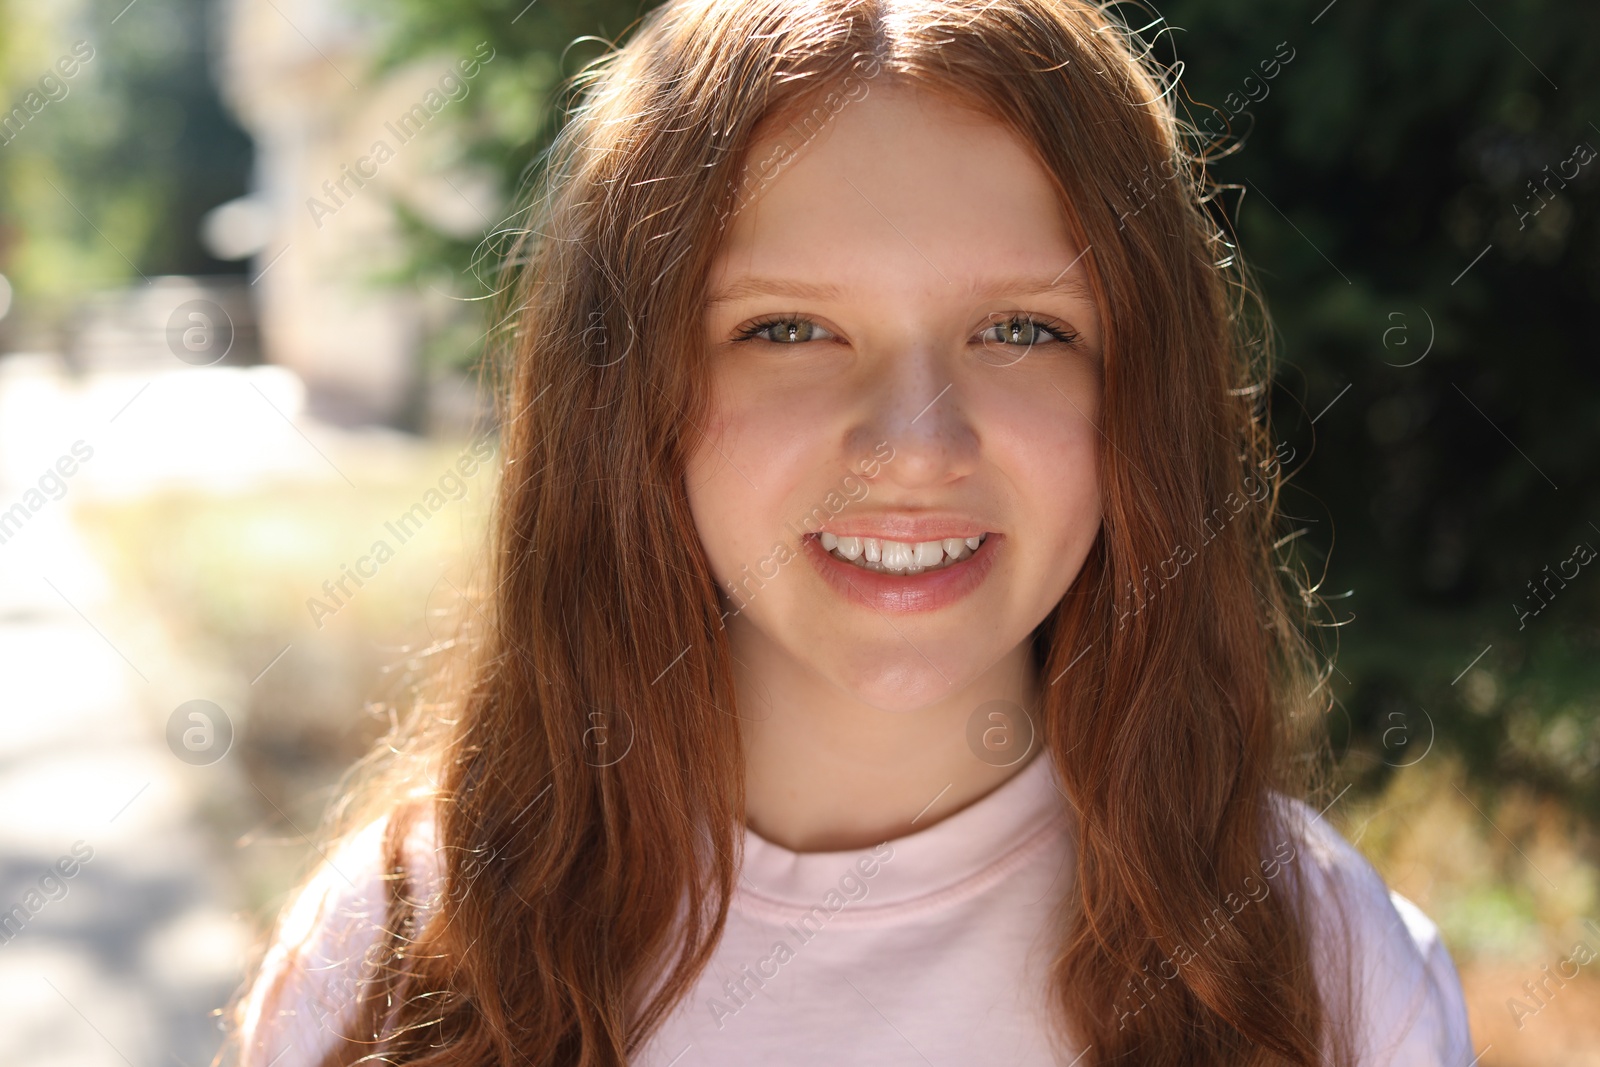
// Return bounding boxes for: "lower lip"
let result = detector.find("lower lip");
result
[803,534,1000,614]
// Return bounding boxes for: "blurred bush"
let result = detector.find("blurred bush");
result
[75,438,495,911]
[1149,0,1600,824]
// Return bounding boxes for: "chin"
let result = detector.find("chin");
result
[821,644,982,713]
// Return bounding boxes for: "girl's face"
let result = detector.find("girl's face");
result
[688,80,1104,713]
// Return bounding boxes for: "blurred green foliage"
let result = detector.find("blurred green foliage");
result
[358,0,648,365]
[1150,0,1600,822]
[0,0,252,337]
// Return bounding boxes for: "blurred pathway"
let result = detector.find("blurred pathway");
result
[0,354,351,1066]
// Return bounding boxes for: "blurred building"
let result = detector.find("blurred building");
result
[65,275,260,374]
[211,0,497,426]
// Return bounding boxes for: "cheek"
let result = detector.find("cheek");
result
[982,357,1101,470]
[684,375,835,585]
[974,369,1103,570]
[683,430,746,589]
[1025,423,1102,558]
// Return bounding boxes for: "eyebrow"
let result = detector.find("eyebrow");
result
[703,269,1096,308]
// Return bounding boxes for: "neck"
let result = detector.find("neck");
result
[734,626,1043,853]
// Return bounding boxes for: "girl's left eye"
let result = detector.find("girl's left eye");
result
[977,314,1080,348]
[734,317,835,344]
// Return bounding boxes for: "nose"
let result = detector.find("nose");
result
[846,342,978,490]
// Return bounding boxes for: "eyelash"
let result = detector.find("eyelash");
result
[732,313,1081,347]
[733,315,827,344]
[980,314,1082,348]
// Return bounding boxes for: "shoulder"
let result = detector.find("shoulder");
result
[1269,794,1474,1066]
[234,802,444,1067]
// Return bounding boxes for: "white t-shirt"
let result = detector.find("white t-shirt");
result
[237,755,1473,1065]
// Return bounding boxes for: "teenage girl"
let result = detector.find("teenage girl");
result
[230,1,1473,1064]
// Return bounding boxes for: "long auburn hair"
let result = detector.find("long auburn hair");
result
[227,1,1351,1064]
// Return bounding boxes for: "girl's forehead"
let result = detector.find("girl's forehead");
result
[738,80,1044,204]
[710,82,1084,305]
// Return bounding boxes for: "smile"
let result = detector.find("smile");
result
[818,531,988,574]
[803,528,1000,614]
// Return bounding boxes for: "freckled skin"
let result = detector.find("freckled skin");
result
[687,81,1105,851]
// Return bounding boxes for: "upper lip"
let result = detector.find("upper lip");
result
[812,514,993,542]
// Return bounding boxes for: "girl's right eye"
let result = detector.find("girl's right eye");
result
[734,316,836,344]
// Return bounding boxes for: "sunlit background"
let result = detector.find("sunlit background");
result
[0,0,1594,1063]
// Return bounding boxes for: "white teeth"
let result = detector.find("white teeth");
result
[821,532,988,574]
[882,540,914,569]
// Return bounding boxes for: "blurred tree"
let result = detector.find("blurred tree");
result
[0,0,253,341]
[1152,0,1600,821]
[371,0,1600,819]
[357,0,649,374]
